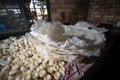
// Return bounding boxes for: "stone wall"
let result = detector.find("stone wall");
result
[50,0,89,24]
[87,0,120,24]
[50,0,120,24]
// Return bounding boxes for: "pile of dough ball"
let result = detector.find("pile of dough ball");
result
[0,36,66,80]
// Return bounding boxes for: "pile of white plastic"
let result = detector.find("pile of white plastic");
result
[26,20,107,62]
[0,20,107,80]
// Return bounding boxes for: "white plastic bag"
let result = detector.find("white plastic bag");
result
[26,20,107,62]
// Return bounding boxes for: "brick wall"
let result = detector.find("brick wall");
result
[87,0,120,24]
[50,0,89,24]
[50,0,120,24]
